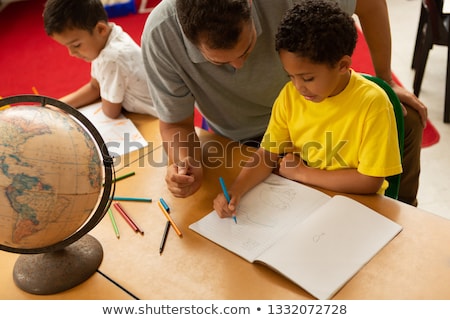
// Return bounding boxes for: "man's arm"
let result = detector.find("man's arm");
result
[160,115,204,198]
[355,0,428,125]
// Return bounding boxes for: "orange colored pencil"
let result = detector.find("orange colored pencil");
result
[157,201,182,237]
[0,96,10,110]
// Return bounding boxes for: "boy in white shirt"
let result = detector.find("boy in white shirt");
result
[43,0,157,119]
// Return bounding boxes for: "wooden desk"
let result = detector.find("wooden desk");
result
[2,113,450,299]
[0,251,134,300]
[0,113,161,300]
[88,114,450,299]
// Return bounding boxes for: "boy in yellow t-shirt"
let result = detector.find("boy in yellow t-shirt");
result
[214,0,402,220]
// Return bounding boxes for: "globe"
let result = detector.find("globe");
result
[0,95,114,294]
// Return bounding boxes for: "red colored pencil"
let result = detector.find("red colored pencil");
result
[113,202,144,235]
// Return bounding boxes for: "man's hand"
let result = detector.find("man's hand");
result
[388,80,428,127]
[165,156,203,198]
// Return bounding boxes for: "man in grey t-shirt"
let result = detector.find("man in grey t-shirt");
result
[141,0,426,206]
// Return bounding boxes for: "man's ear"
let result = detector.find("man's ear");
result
[338,55,352,73]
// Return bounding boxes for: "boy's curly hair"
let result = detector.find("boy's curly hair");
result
[275,0,357,66]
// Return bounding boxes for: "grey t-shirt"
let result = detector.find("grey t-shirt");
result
[141,0,356,141]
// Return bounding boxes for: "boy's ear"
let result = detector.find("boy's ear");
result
[95,21,110,37]
[338,55,352,73]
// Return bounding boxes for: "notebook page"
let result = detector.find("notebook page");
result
[78,102,148,156]
[256,195,402,299]
[189,174,331,262]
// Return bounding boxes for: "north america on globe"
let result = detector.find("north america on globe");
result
[0,105,103,250]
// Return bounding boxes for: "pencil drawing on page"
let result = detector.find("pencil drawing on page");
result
[238,185,297,227]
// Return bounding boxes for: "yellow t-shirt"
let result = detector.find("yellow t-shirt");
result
[260,71,402,194]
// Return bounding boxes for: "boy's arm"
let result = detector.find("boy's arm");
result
[100,99,123,119]
[278,153,384,194]
[59,77,122,118]
[213,148,278,218]
[59,77,100,109]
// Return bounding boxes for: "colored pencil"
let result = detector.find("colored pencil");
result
[0,96,10,110]
[157,201,182,237]
[108,207,120,239]
[111,196,152,202]
[113,202,144,235]
[219,177,237,223]
[159,198,171,254]
[159,221,171,255]
[159,198,170,212]
[104,171,136,186]
[112,171,135,183]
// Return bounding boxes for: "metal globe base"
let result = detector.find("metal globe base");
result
[12,234,103,295]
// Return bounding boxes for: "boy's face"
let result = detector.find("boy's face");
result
[50,23,109,62]
[279,50,351,103]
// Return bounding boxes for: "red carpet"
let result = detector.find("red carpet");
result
[0,0,439,147]
[0,0,150,98]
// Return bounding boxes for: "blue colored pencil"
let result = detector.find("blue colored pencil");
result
[111,196,152,202]
[219,177,237,224]
[159,198,170,212]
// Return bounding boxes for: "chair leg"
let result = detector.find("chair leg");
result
[412,4,428,70]
[445,44,450,122]
[413,22,433,97]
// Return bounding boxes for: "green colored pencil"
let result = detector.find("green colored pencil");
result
[108,207,120,239]
[103,171,136,186]
[112,171,135,183]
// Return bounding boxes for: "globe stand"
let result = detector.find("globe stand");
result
[12,234,103,295]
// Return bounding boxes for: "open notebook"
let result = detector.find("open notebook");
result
[79,102,148,156]
[189,174,402,299]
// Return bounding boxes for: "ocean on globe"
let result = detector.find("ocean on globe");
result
[0,104,103,252]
